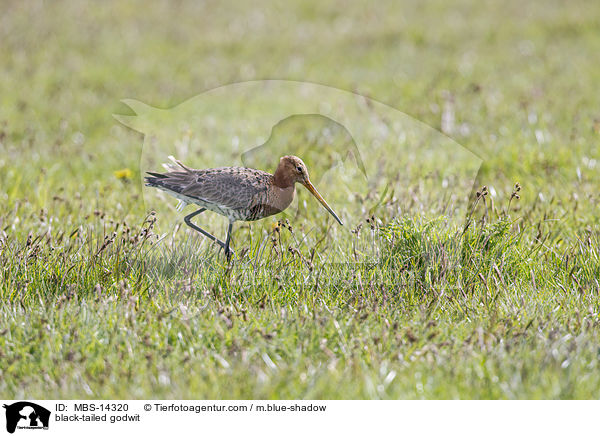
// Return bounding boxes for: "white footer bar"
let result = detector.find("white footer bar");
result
[0,400,596,435]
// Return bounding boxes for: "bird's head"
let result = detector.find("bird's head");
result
[274,155,343,226]
[276,155,310,185]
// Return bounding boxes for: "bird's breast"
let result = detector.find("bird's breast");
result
[270,185,295,213]
[246,184,295,220]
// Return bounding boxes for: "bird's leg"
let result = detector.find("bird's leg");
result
[183,208,227,250]
[224,222,234,261]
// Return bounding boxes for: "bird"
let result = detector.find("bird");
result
[144,155,343,259]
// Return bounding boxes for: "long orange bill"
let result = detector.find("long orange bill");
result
[302,181,344,226]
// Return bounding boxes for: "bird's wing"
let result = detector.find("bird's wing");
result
[148,167,271,210]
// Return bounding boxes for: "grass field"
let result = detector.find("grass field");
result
[1,0,600,399]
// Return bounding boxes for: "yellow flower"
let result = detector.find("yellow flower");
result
[114,168,133,180]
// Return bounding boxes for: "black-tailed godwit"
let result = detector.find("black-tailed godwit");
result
[145,155,343,259]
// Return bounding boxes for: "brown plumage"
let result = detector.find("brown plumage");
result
[145,155,343,259]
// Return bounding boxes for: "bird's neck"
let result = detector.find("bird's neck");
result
[273,167,295,188]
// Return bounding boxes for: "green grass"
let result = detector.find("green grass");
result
[2,0,600,399]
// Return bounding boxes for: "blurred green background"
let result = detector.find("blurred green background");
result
[2,0,598,204]
[1,0,600,399]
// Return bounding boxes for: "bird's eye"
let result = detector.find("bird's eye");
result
[296,166,303,172]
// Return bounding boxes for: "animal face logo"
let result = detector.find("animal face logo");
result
[3,402,50,434]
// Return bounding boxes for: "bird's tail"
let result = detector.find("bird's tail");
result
[144,171,168,187]
[145,158,195,212]
[162,155,193,173]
